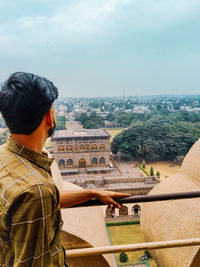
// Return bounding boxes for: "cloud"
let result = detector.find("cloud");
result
[130,0,200,31]
[0,0,200,95]
[18,16,46,29]
[1,0,200,40]
[49,0,132,33]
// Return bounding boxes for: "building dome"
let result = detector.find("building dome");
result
[140,139,200,266]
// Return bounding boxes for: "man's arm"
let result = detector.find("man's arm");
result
[59,190,131,209]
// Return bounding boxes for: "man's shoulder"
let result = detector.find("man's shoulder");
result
[0,146,55,209]
[0,143,18,178]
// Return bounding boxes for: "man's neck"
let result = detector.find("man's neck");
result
[11,133,46,154]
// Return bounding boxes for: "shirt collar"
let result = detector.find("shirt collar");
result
[6,136,54,171]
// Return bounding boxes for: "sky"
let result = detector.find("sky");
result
[0,0,200,97]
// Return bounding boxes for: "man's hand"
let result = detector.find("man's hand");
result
[92,190,131,209]
[60,189,131,209]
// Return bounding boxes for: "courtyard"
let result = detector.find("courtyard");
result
[107,223,157,267]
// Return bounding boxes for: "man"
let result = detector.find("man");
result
[0,72,130,266]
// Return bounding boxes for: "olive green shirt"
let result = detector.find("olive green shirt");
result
[0,136,65,266]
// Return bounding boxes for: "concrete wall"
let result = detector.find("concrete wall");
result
[71,176,158,194]
[140,139,200,267]
[103,176,159,184]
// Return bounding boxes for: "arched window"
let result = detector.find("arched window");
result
[58,145,64,152]
[67,159,73,166]
[99,144,105,150]
[66,145,73,152]
[119,205,128,216]
[106,206,115,218]
[99,157,105,165]
[59,159,65,167]
[75,145,78,151]
[86,144,90,150]
[91,144,97,150]
[92,157,98,165]
[79,144,85,151]
[132,205,141,216]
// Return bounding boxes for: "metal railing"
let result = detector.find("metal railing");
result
[66,238,200,258]
[70,190,200,207]
[66,191,200,258]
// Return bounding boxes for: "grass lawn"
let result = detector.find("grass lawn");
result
[107,224,157,267]
[104,128,127,142]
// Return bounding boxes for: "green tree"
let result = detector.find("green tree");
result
[144,250,151,258]
[119,252,128,263]
[111,121,200,161]
[106,113,115,122]
[150,167,154,176]
[142,160,146,169]
[75,113,88,124]
[75,112,105,129]
[83,120,98,129]
[83,113,105,129]
[117,113,133,127]
[111,141,118,155]
[156,171,160,177]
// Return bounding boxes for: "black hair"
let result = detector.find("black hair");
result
[0,72,58,134]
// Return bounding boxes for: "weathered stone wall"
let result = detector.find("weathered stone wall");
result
[103,176,159,184]
[53,137,110,168]
[72,176,158,195]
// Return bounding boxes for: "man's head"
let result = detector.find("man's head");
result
[0,72,58,135]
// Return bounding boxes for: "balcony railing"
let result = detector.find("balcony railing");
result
[65,191,200,262]
[66,238,200,258]
[70,190,200,207]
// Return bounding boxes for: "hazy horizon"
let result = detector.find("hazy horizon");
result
[1,0,200,97]
[57,93,200,99]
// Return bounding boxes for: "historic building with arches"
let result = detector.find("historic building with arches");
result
[52,129,112,175]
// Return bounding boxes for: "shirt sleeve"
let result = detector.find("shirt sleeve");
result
[8,184,54,267]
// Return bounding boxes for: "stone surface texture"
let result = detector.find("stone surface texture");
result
[140,139,200,267]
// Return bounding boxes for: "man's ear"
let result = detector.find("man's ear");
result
[45,108,54,127]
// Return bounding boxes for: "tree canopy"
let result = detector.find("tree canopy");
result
[116,110,200,128]
[111,121,200,161]
[75,112,105,129]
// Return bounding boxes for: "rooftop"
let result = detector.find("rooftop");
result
[52,129,110,139]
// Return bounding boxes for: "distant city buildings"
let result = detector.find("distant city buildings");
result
[180,106,200,113]
[133,105,150,113]
[54,95,200,120]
